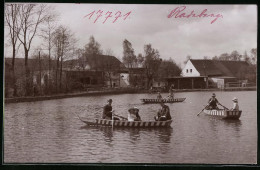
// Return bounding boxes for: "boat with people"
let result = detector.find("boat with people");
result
[203,109,242,119]
[78,117,173,128]
[140,98,186,104]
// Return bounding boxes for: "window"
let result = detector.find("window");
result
[186,69,188,73]
[190,69,192,73]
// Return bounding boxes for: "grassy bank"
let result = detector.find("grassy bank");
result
[4,87,256,104]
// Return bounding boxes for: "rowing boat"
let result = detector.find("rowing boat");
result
[203,109,242,119]
[79,117,173,128]
[140,98,186,104]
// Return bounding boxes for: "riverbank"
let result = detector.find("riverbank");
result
[4,87,256,104]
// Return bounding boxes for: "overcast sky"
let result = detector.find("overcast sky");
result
[4,4,257,67]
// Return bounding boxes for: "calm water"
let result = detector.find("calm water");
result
[4,91,257,164]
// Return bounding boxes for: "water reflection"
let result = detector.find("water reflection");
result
[157,127,173,143]
[224,119,242,137]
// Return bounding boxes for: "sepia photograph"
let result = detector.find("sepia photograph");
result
[3,3,257,164]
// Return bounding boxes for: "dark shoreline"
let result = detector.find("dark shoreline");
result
[4,87,256,104]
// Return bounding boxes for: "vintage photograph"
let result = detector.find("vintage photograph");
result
[3,3,257,164]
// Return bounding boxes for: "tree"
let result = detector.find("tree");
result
[184,55,191,64]
[230,50,240,61]
[243,51,250,63]
[40,9,58,93]
[16,4,49,96]
[105,48,114,56]
[218,53,229,60]
[83,36,103,70]
[212,56,218,60]
[143,44,162,88]
[157,59,181,79]
[122,39,136,68]
[4,4,22,96]
[250,48,257,65]
[84,35,103,55]
[75,48,85,70]
[52,25,75,93]
[137,53,144,67]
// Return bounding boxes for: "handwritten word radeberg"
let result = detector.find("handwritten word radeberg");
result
[167,6,223,24]
[84,10,131,24]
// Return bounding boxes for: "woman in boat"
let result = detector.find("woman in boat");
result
[157,92,163,100]
[102,99,119,120]
[230,97,239,111]
[154,101,172,121]
[128,107,141,121]
[207,93,220,109]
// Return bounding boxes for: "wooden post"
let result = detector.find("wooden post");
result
[191,78,194,89]
[178,79,180,89]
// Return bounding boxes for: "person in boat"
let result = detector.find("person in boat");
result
[154,101,172,121]
[157,92,163,100]
[207,93,220,109]
[168,84,174,99]
[102,99,119,120]
[230,97,239,111]
[128,107,141,121]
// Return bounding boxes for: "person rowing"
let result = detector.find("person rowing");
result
[207,93,220,109]
[102,99,119,120]
[154,100,172,121]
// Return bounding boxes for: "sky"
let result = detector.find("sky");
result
[4,4,257,67]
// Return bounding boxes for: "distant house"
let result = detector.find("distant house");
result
[63,54,127,88]
[167,59,251,89]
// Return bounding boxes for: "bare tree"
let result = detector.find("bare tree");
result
[53,25,75,93]
[5,4,22,96]
[105,48,114,56]
[40,9,58,93]
[16,4,49,96]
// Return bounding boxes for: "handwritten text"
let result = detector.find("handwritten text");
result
[167,6,223,24]
[84,10,131,24]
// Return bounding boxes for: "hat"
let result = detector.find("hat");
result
[212,93,216,97]
[133,106,139,111]
[232,97,238,102]
[107,99,112,102]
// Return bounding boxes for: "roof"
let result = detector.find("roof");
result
[63,54,125,71]
[189,59,249,77]
[5,58,56,74]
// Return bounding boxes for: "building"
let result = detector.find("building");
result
[167,59,250,89]
[63,54,128,88]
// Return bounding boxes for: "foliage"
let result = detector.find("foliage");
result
[122,39,136,68]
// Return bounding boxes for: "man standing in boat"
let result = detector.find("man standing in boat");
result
[168,84,174,99]
[157,92,163,100]
[208,93,220,109]
[102,99,119,120]
[154,101,172,121]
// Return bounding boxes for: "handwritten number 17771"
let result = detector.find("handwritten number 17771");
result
[84,10,131,23]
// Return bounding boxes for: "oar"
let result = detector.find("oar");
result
[113,113,128,120]
[219,103,229,110]
[197,105,208,116]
